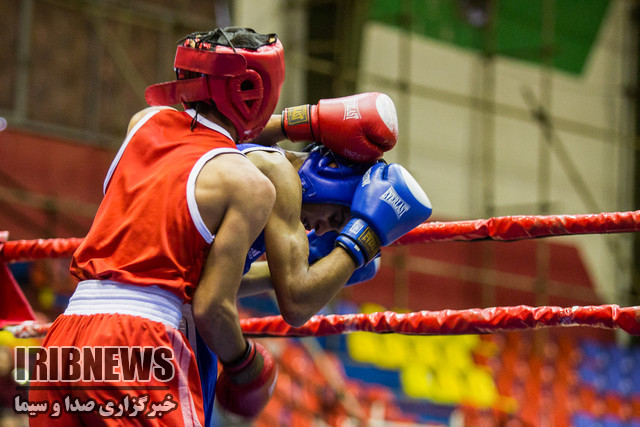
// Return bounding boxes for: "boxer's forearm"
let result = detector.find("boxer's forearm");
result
[248,114,285,147]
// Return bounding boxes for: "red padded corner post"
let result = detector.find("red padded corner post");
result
[0,262,37,328]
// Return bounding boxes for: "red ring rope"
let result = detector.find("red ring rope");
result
[395,210,640,244]
[1,210,638,262]
[4,304,639,338]
[0,237,83,262]
[236,305,640,337]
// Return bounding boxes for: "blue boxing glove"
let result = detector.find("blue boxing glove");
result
[347,257,380,285]
[307,230,338,265]
[308,230,380,285]
[336,163,432,268]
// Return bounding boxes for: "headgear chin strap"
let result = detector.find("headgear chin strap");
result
[298,145,377,206]
[145,28,285,142]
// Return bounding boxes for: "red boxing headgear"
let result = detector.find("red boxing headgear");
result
[145,28,285,141]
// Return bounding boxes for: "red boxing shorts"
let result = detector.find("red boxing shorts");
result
[28,281,205,426]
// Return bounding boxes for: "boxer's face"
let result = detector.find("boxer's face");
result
[300,203,350,236]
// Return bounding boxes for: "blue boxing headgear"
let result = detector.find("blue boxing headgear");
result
[298,145,376,206]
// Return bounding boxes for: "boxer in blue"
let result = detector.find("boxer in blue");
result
[187,142,433,425]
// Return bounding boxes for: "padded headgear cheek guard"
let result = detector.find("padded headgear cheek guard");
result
[144,31,285,142]
[298,145,377,206]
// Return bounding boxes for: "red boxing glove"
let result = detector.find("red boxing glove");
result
[282,92,398,163]
[215,339,277,418]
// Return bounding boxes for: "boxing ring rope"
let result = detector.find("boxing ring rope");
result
[0,236,83,263]
[1,211,638,263]
[1,210,640,338]
[4,305,639,339]
[394,209,640,244]
[237,305,640,337]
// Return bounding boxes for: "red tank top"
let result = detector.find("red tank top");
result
[71,109,240,302]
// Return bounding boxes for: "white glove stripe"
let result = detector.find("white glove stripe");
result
[375,93,399,138]
[398,166,431,209]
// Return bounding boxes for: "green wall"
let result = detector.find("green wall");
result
[369,0,610,75]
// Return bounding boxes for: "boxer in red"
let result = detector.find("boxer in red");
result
[28,26,425,426]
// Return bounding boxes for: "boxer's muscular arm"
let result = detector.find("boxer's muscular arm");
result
[193,155,279,419]
[246,150,357,327]
[191,153,275,363]
[248,114,285,147]
[238,236,381,297]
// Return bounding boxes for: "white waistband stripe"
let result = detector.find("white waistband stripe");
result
[65,280,183,329]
